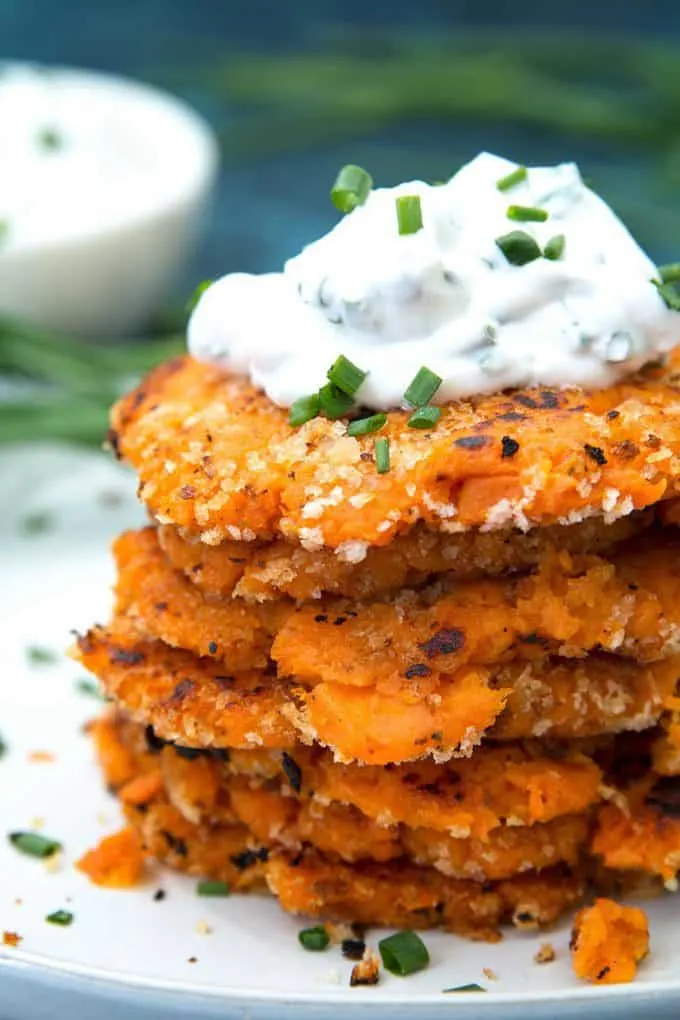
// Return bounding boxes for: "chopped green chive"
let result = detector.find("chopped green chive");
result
[318,383,353,420]
[506,204,548,223]
[658,263,680,285]
[330,165,373,214]
[347,413,387,437]
[9,832,62,858]
[46,910,73,926]
[443,983,486,993]
[652,279,680,312]
[298,925,330,951]
[326,354,367,396]
[496,165,527,192]
[19,510,53,536]
[379,930,430,976]
[408,406,442,430]
[186,279,213,314]
[404,366,442,408]
[495,230,542,267]
[75,679,106,700]
[289,393,320,427]
[196,879,230,897]
[396,194,423,235]
[26,645,57,666]
[38,127,63,151]
[375,436,391,474]
[0,733,7,758]
[544,234,566,261]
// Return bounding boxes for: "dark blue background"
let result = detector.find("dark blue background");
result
[3,1,679,290]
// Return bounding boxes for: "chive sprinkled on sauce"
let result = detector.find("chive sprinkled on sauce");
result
[326,354,367,396]
[378,930,430,976]
[196,880,230,897]
[544,234,566,261]
[495,230,542,266]
[396,195,423,236]
[186,279,213,314]
[46,910,73,926]
[506,204,548,223]
[331,165,373,214]
[652,279,680,311]
[658,263,680,284]
[374,436,391,474]
[298,925,330,951]
[408,406,441,429]
[288,393,320,427]
[403,366,442,408]
[496,165,527,192]
[9,832,62,858]
[317,383,353,419]
[443,983,486,993]
[347,413,387,437]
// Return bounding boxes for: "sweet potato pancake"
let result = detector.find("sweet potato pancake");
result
[113,527,680,696]
[109,354,680,550]
[158,511,651,603]
[75,621,677,766]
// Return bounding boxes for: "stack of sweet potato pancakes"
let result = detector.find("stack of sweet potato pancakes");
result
[76,352,680,943]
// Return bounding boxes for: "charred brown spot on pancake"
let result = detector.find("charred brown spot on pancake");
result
[418,628,466,659]
[109,647,145,666]
[404,663,432,679]
[584,444,608,466]
[612,440,639,461]
[501,436,520,459]
[454,435,490,450]
[166,678,196,704]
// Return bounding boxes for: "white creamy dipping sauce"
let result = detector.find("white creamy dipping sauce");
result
[0,64,205,251]
[189,151,680,410]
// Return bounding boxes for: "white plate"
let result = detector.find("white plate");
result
[1,443,680,1020]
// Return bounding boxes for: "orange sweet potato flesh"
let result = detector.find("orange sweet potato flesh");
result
[591,801,680,882]
[571,898,649,984]
[110,353,680,548]
[78,613,668,766]
[268,852,583,940]
[77,827,146,888]
[113,528,289,671]
[113,527,680,692]
[158,511,649,603]
[274,532,680,688]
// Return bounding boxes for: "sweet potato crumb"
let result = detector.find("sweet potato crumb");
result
[482,967,498,981]
[534,942,556,964]
[350,949,381,987]
[2,931,22,947]
[77,827,146,888]
[571,898,649,985]
[44,851,64,874]
[27,751,55,763]
[195,920,213,936]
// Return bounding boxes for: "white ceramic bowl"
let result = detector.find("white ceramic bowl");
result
[0,64,219,337]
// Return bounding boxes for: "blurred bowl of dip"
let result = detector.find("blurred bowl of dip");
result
[0,63,219,337]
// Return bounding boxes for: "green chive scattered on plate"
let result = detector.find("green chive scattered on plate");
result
[9,832,62,858]
[378,930,430,976]
[298,925,330,951]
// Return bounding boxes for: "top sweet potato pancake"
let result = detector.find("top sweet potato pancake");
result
[110,352,680,549]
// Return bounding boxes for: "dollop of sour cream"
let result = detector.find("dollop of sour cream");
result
[189,152,679,409]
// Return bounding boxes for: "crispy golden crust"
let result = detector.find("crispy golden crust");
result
[110,354,680,549]
[267,853,584,941]
[76,620,676,766]
[75,623,298,751]
[158,512,652,603]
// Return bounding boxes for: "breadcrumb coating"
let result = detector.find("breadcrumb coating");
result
[158,511,651,603]
[110,354,680,549]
